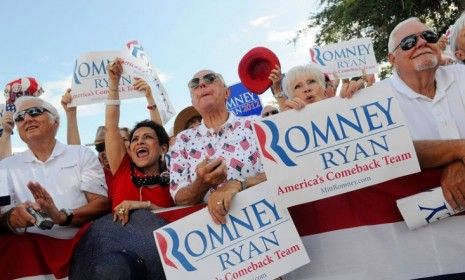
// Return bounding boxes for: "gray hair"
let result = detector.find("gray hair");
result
[449,11,465,63]
[388,17,423,53]
[14,96,60,124]
[283,64,325,99]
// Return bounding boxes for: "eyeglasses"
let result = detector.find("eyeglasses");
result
[262,109,279,117]
[188,73,217,89]
[95,142,105,153]
[394,30,439,52]
[13,106,50,122]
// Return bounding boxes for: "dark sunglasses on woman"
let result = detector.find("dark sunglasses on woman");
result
[262,109,279,117]
[188,73,217,89]
[394,30,439,52]
[95,142,105,153]
[13,106,50,122]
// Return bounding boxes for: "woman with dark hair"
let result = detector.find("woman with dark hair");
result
[70,59,173,280]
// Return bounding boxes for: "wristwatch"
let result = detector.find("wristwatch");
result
[59,208,74,226]
[234,178,247,191]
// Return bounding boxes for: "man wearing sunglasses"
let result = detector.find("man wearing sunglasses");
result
[387,17,465,209]
[381,17,465,278]
[0,96,109,239]
[169,70,266,224]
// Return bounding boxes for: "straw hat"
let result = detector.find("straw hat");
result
[86,126,106,146]
[173,106,201,136]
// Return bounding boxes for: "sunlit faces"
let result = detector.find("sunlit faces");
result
[129,126,166,171]
[16,100,58,143]
[290,73,327,105]
[190,70,228,112]
[390,21,440,72]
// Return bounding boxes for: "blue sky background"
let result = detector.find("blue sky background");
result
[1,0,320,151]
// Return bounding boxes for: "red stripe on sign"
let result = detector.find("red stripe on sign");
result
[289,169,443,236]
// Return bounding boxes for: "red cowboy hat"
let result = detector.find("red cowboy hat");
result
[238,47,280,95]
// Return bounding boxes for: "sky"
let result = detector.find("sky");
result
[1,0,321,152]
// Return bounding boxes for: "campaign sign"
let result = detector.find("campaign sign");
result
[227,83,263,117]
[253,82,420,208]
[70,51,144,106]
[123,40,176,124]
[397,187,463,230]
[154,183,309,280]
[309,37,377,79]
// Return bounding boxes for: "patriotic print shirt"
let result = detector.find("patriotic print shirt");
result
[169,113,263,203]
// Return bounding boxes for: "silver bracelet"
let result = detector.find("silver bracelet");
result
[106,99,121,106]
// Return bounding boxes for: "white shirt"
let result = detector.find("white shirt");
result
[0,141,107,239]
[386,65,465,140]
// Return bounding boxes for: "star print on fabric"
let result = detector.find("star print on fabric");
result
[205,143,216,156]
[222,143,236,153]
[189,149,202,159]
[230,158,244,172]
[248,151,259,164]
[240,137,250,150]
[172,163,184,174]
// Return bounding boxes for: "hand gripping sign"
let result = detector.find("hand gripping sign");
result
[154,183,309,280]
[397,187,464,230]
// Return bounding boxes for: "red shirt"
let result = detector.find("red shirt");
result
[110,154,174,210]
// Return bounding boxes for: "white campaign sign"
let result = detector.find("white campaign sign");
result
[123,41,176,124]
[154,183,309,280]
[309,37,377,79]
[397,187,463,230]
[253,82,421,208]
[70,51,144,106]
[70,42,175,124]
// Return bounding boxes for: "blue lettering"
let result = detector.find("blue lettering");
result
[285,126,310,153]
[419,203,452,223]
[184,230,207,257]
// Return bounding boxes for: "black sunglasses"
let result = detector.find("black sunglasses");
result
[394,30,439,51]
[95,142,105,153]
[14,106,50,122]
[262,109,279,117]
[188,73,217,89]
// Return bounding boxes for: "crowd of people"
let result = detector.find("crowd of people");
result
[1,14,465,279]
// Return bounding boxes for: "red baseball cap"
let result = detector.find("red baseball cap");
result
[238,47,280,95]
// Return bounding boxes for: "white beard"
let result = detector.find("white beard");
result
[415,55,438,71]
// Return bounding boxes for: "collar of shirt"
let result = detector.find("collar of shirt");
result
[390,67,453,103]
[197,113,238,137]
[22,140,66,163]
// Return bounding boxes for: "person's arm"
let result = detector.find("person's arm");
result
[105,59,127,175]
[61,89,81,145]
[414,140,465,169]
[269,65,287,111]
[0,112,14,160]
[27,182,108,226]
[414,139,465,211]
[173,158,228,205]
[134,77,162,124]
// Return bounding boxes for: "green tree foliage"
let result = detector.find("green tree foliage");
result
[293,0,465,78]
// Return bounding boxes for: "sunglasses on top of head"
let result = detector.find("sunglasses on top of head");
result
[13,106,50,123]
[394,30,439,52]
[188,73,217,89]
